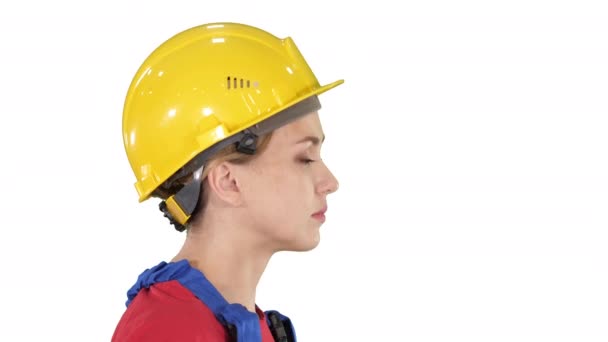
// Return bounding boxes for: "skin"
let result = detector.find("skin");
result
[171,111,339,313]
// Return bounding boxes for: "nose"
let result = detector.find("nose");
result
[317,161,339,195]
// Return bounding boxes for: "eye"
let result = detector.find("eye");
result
[299,158,315,165]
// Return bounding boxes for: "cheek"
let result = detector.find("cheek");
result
[252,167,311,216]
[274,166,311,197]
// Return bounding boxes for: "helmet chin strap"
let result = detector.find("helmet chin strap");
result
[158,95,322,231]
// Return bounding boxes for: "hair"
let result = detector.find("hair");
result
[165,132,275,232]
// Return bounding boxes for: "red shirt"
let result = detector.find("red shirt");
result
[111,280,275,341]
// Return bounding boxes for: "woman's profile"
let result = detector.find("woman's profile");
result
[111,22,344,341]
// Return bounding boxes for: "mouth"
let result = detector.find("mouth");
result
[311,206,327,223]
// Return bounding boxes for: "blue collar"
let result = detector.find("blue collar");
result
[125,260,296,342]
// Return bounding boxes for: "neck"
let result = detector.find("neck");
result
[171,212,272,313]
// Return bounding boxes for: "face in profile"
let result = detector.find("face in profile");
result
[233,111,339,252]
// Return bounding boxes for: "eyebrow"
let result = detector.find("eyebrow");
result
[295,134,325,146]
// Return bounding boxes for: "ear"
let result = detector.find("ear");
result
[205,162,242,206]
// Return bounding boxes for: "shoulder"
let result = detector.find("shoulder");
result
[112,280,228,341]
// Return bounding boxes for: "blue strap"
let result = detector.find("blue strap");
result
[125,260,273,342]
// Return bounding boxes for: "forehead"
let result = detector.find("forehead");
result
[273,111,324,142]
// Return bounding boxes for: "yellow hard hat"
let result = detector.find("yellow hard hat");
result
[122,22,344,228]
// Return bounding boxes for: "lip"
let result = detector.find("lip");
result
[312,205,327,216]
[312,205,327,223]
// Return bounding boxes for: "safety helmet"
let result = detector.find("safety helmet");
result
[122,22,344,229]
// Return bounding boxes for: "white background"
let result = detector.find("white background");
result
[0,0,606,341]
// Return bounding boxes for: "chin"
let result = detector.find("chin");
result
[288,243,319,253]
[292,231,321,252]
[273,222,322,252]
[279,233,321,252]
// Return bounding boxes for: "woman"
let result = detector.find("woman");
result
[111,22,343,341]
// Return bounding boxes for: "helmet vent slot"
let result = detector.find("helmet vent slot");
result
[227,76,256,89]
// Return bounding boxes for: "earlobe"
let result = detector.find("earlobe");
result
[206,163,242,205]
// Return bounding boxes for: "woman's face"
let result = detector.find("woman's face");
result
[235,111,339,252]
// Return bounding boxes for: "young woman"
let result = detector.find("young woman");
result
[111,22,343,341]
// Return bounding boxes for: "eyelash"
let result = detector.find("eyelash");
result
[300,158,315,165]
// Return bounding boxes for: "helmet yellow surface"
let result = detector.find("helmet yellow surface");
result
[122,22,344,203]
